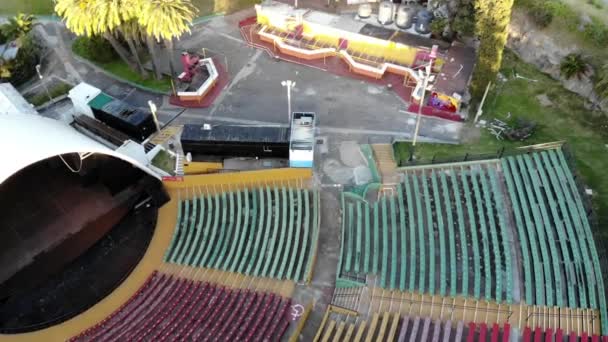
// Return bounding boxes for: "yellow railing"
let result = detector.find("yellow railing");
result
[162,168,312,191]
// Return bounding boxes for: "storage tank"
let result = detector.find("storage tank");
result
[358,3,372,19]
[377,1,394,25]
[395,4,416,29]
[415,9,433,34]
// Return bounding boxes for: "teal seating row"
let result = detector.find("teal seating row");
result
[460,168,481,300]
[553,149,608,335]
[339,164,514,304]
[478,167,502,303]
[164,187,319,282]
[500,148,606,331]
[469,169,492,300]
[450,170,469,298]
[501,158,534,305]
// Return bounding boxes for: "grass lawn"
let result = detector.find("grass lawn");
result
[151,149,176,175]
[97,60,172,93]
[394,50,608,233]
[0,0,53,15]
[25,80,72,106]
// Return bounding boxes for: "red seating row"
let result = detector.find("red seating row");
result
[521,326,606,342]
[70,273,292,342]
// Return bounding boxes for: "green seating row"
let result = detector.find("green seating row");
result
[501,159,533,305]
[397,183,407,292]
[547,150,594,308]
[405,173,417,292]
[337,165,519,304]
[389,195,398,290]
[506,157,546,305]
[460,168,480,299]
[478,167,502,302]
[539,152,586,308]
[164,187,318,282]
[450,169,469,297]
[488,167,513,304]
[522,154,563,307]
[469,169,490,300]
[531,153,576,308]
[421,173,435,295]
[554,149,607,334]
[412,174,426,294]
[514,155,555,306]
[441,171,457,298]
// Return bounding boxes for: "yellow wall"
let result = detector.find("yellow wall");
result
[183,161,223,175]
[163,168,313,193]
[257,7,445,68]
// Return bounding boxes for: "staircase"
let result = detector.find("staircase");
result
[174,153,184,176]
[371,144,399,184]
[149,125,183,146]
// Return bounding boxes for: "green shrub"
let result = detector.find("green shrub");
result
[431,17,448,38]
[0,28,7,45]
[587,0,603,9]
[528,1,554,28]
[582,17,608,47]
[0,34,41,85]
[546,1,579,30]
[72,36,117,64]
[452,3,476,37]
[560,53,589,79]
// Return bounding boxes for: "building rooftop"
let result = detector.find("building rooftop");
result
[0,83,38,116]
[181,124,290,144]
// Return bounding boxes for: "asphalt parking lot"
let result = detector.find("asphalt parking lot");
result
[162,14,463,144]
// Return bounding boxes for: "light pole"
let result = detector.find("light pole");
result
[281,80,295,122]
[35,64,53,103]
[411,63,432,148]
[147,100,162,133]
[410,45,438,161]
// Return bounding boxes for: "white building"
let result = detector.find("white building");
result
[0,83,38,116]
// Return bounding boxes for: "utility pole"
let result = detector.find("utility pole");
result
[35,64,52,103]
[410,45,438,161]
[474,81,492,123]
[281,80,295,122]
[411,63,432,148]
[147,100,161,133]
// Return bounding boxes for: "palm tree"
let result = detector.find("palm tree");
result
[119,19,148,77]
[92,0,146,74]
[559,53,589,80]
[138,0,198,79]
[0,13,35,80]
[1,13,35,44]
[55,0,137,71]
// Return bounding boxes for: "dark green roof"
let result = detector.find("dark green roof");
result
[87,93,114,110]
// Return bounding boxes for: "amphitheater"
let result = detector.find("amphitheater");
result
[1,128,607,342]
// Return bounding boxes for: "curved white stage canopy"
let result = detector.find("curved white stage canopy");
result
[0,113,159,185]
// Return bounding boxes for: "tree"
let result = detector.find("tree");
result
[1,13,35,44]
[470,0,515,99]
[119,19,148,77]
[55,0,138,71]
[93,0,146,74]
[138,0,198,79]
[0,14,39,84]
[559,53,589,80]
